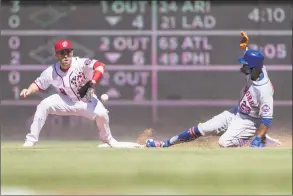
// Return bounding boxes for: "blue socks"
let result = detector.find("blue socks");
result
[163,126,202,147]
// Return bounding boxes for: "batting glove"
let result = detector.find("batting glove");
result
[240,31,249,50]
[250,136,265,148]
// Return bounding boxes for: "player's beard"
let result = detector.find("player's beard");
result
[61,57,72,68]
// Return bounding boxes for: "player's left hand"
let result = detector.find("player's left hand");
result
[78,80,95,102]
[250,136,265,148]
[240,31,249,50]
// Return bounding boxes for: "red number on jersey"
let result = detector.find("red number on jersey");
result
[240,100,251,114]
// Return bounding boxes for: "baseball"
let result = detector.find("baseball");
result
[101,94,109,102]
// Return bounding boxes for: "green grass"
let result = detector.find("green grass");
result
[1,141,292,194]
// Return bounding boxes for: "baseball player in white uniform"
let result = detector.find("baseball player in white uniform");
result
[146,32,279,148]
[20,40,142,148]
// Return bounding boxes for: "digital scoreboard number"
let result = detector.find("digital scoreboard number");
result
[156,35,291,66]
[156,1,291,30]
[0,1,152,30]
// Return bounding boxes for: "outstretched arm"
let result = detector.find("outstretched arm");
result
[256,121,271,139]
[20,68,52,98]
[20,82,40,98]
[250,94,274,147]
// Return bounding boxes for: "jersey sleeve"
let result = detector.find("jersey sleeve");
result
[79,58,105,79]
[34,67,52,91]
[80,58,98,69]
[79,58,105,70]
[259,92,274,119]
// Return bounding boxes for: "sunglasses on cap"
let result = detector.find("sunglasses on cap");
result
[56,49,73,55]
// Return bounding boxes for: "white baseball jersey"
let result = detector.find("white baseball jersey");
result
[238,66,274,119]
[34,56,100,102]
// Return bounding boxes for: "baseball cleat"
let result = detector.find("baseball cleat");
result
[23,141,35,147]
[145,139,166,148]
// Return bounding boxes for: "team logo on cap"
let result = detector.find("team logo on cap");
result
[62,41,68,47]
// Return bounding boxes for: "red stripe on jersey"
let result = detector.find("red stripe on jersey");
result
[93,61,105,69]
[92,70,103,83]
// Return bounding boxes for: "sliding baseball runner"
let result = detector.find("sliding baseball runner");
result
[145,31,281,148]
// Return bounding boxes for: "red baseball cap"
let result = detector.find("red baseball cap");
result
[54,40,73,53]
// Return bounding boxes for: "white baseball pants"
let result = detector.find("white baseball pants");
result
[25,93,135,148]
[198,106,259,147]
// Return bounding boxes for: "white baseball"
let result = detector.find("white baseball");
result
[101,94,109,102]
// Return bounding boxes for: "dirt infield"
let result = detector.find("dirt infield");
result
[172,134,292,149]
[136,128,292,149]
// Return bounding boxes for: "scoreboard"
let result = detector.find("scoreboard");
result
[0,0,292,123]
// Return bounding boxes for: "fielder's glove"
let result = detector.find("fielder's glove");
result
[78,80,95,102]
[240,31,249,50]
[250,136,265,148]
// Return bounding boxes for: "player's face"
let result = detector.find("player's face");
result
[240,64,262,81]
[240,64,251,75]
[250,68,262,81]
[56,49,73,67]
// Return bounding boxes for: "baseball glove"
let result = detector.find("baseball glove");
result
[240,31,249,50]
[78,80,95,102]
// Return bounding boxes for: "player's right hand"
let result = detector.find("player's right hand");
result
[240,31,249,50]
[20,89,31,98]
